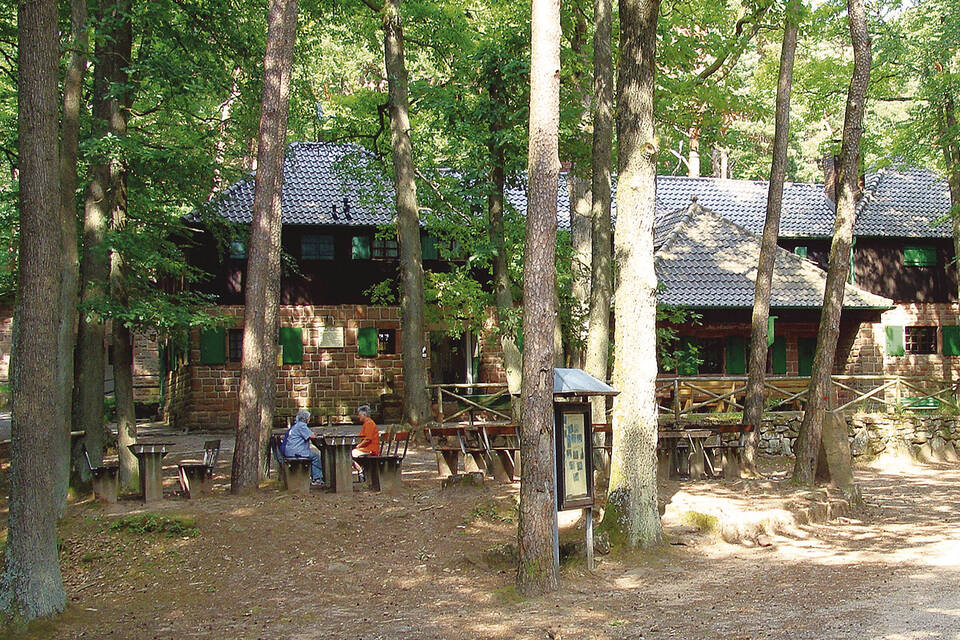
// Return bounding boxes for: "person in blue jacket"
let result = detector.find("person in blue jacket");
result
[282,408,323,485]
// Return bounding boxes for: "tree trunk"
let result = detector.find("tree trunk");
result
[54,0,88,512]
[602,0,663,549]
[585,0,613,426]
[1,0,66,623]
[792,0,870,485]
[569,170,591,368]
[380,0,430,430]
[742,1,800,474]
[232,0,299,493]
[209,67,242,200]
[516,0,560,598]
[938,95,960,300]
[75,0,123,472]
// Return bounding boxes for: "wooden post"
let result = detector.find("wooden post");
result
[673,377,680,422]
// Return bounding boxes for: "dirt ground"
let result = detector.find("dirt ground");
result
[2,432,960,640]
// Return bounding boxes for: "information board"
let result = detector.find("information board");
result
[317,326,345,348]
[554,402,594,510]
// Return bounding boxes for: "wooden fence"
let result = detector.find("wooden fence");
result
[429,375,960,427]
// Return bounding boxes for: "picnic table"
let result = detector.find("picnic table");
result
[312,430,360,494]
[658,424,754,479]
[128,442,172,502]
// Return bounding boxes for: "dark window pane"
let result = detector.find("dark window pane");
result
[378,328,396,354]
[301,235,335,260]
[372,236,399,259]
[905,326,937,354]
[698,338,724,374]
[228,329,242,362]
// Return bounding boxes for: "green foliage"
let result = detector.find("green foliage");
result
[656,304,703,373]
[109,513,199,538]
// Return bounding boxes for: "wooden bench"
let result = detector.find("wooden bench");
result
[676,380,744,413]
[480,424,520,482]
[356,430,410,491]
[84,447,119,504]
[177,439,220,499]
[268,434,312,493]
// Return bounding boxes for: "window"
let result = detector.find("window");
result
[905,326,937,354]
[903,245,936,267]
[229,240,247,259]
[228,329,243,362]
[301,234,335,260]
[372,236,399,260]
[352,235,371,260]
[378,328,396,354]
[794,246,808,259]
[698,339,724,374]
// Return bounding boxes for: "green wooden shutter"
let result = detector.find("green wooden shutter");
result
[677,337,699,375]
[771,335,787,375]
[352,235,371,260]
[199,328,226,364]
[422,235,439,260]
[767,316,776,347]
[885,325,905,356]
[797,337,817,376]
[278,327,303,364]
[904,246,936,267]
[358,327,378,357]
[943,326,960,356]
[794,246,807,258]
[725,336,746,374]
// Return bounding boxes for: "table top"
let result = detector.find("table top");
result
[659,429,714,438]
[128,443,172,454]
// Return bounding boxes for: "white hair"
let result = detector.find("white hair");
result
[296,409,311,423]
[357,405,370,418]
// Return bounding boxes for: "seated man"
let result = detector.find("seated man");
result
[282,408,323,485]
[352,405,380,474]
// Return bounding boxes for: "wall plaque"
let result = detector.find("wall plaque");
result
[317,326,345,348]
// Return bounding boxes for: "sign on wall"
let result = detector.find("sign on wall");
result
[317,326,345,348]
[554,401,594,511]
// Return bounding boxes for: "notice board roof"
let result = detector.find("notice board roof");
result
[553,368,619,397]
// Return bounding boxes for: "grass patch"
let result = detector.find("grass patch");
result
[109,513,198,538]
[471,498,515,523]
[492,585,525,604]
[680,510,719,533]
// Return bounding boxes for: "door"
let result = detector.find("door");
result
[429,332,467,384]
[797,337,817,377]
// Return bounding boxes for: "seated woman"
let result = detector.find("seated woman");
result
[352,405,380,474]
[283,408,323,486]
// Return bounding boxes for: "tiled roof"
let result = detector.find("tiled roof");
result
[853,167,953,238]
[654,204,893,310]
[209,142,951,241]
[211,142,395,226]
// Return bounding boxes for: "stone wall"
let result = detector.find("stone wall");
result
[756,411,960,461]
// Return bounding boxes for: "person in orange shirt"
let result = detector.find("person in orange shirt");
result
[352,405,380,474]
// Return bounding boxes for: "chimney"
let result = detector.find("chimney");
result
[823,154,840,203]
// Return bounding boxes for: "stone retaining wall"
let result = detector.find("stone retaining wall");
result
[757,411,960,461]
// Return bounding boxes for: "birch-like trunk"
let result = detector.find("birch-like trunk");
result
[232,0,298,492]
[1,0,66,623]
[516,0,560,597]
[603,0,663,549]
[742,1,800,472]
[792,0,870,486]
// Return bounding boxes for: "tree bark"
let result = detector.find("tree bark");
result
[742,1,800,473]
[380,0,431,430]
[75,0,123,471]
[569,170,591,368]
[54,0,88,512]
[602,0,663,549]
[488,131,522,395]
[585,0,613,425]
[792,0,870,485]
[1,0,66,623]
[232,0,299,493]
[516,0,560,597]
[687,127,700,177]
[209,67,242,200]
[938,95,960,300]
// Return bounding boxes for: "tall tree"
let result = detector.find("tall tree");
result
[75,0,120,471]
[742,0,802,473]
[364,0,431,430]
[792,0,870,487]
[603,0,663,548]
[232,0,299,492]
[487,62,523,395]
[1,0,66,624]
[55,0,88,508]
[585,0,613,424]
[516,0,561,597]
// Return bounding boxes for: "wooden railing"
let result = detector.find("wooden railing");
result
[430,375,960,426]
